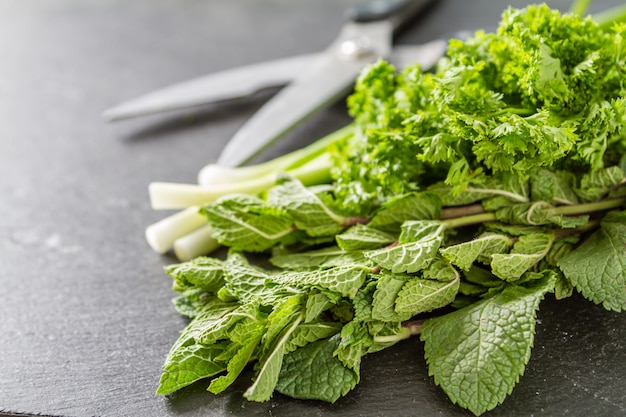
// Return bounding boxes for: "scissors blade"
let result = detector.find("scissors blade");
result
[102,54,316,121]
[217,38,450,167]
[217,54,367,167]
[217,21,395,167]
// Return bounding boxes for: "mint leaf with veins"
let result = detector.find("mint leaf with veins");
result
[466,173,529,203]
[575,166,625,202]
[371,272,412,322]
[353,280,377,322]
[334,321,371,374]
[273,265,369,299]
[399,220,445,242]
[284,322,342,354]
[166,300,239,353]
[440,233,514,271]
[336,224,396,250]
[276,336,358,403]
[395,275,460,317]
[365,221,445,273]
[244,313,303,402]
[530,169,578,205]
[172,288,214,318]
[261,295,304,355]
[423,257,459,282]
[165,256,225,293]
[559,210,626,312]
[267,176,348,237]
[495,202,588,228]
[428,182,490,206]
[368,192,442,232]
[421,274,556,416]
[491,233,554,282]
[157,343,228,395]
[304,291,334,322]
[223,253,286,304]
[208,331,263,394]
[270,246,372,270]
[201,194,294,252]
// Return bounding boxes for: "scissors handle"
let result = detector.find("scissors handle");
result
[348,0,435,30]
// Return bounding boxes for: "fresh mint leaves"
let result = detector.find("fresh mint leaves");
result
[421,274,556,415]
[364,221,445,273]
[154,3,626,416]
[200,195,294,251]
[275,336,358,403]
[558,210,626,311]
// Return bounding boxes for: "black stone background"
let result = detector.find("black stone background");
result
[1,0,624,416]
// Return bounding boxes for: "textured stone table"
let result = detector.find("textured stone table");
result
[1,0,624,416]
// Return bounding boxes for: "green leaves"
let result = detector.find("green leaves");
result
[202,176,353,252]
[421,275,556,416]
[575,166,625,202]
[395,275,460,317]
[268,176,348,236]
[156,344,227,395]
[244,313,303,401]
[530,169,578,205]
[201,194,294,251]
[559,211,626,311]
[371,272,413,322]
[165,256,225,293]
[208,332,262,394]
[275,336,359,403]
[159,166,625,415]
[365,221,445,273]
[491,233,554,282]
[154,5,626,413]
[333,2,626,202]
[271,246,372,270]
[336,224,396,250]
[273,266,369,299]
[441,233,514,271]
[368,192,442,232]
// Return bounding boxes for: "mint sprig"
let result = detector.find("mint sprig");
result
[421,274,556,415]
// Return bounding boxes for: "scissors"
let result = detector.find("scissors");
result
[103,0,447,167]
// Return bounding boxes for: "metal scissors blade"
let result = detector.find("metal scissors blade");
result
[102,54,316,121]
[218,19,395,167]
[104,0,439,166]
[218,0,438,166]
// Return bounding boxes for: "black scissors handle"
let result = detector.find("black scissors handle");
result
[348,0,436,31]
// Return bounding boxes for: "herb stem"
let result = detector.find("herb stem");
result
[374,319,425,343]
[442,212,497,229]
[439,198,625,230]
[496,107,535,117]
[441,203,485,219]
[403,319,425,336]
[551,197,626,216]
[343,216,370,227]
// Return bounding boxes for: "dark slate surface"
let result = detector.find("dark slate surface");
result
[0,0,624,416]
